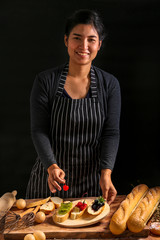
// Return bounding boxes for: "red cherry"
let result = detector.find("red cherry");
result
[77,202,83,206]
[80,205,86,211]
[76,202,87,211]
[63,184,69,191]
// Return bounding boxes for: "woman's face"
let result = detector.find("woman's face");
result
[64,24,102,66]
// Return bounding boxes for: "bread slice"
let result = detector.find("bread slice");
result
[51,197,63,208]
[53,210,70,223]
[70,200,88,220]
[87,201,105,216]
[40,201,55,214]
[53,201,74,223]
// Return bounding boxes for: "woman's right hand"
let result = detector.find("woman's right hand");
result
[47,164,66,193]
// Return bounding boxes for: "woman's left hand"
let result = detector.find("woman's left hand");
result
[99,169,117,205]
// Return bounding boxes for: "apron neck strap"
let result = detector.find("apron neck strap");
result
[56,63,97,98]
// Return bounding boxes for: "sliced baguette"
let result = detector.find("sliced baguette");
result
[70,200,88,220]
[51,197,63,208]
[53,210,70,223]
[87,201,105,216]
[40,201,55,214]
[26,196,51,208]
[53,201,74,223]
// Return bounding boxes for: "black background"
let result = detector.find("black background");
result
[0,0,160,198]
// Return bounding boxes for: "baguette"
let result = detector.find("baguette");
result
[26,196,50,208]
[40,201,55,214]
[109,184,148,235]
[127,186,160,233]
[53,201,74,223]
[51,197,63,208]
[70,200,88,220]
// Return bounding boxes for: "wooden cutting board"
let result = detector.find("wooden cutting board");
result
[3,196,151,240]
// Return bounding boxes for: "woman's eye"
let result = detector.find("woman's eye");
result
[89,39,96,42]
[73,37,80,40]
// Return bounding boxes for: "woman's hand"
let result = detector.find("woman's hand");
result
[99,169,117,205]
[47,164,66,193]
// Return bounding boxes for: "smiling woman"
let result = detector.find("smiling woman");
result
[64,24,102,99]
[25,9,121,205]
[64,24,101,66]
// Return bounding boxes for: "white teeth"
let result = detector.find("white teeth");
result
[77,52,88,56]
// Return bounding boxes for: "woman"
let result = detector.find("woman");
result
[26,9,121,205]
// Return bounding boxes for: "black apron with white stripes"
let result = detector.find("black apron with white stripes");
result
[26,64,104,199]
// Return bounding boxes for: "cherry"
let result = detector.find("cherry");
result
[63,184,69,191]
[76,202,87,211]
[77,202,83,206]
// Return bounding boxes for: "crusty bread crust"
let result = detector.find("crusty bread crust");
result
[127,187,160,233]
[53,210,70,223]
[109,184,148,235]
[26,196,51,208]
[40,201,55,214]
[51,197,63,208]
[53,202,75,223]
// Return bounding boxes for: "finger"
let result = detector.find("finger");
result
[52,180,63,191]
[102,189,108,202]
[108,194,116,205]
[52,169,65,184]
[60,171,66,182]
[49,172,64,188]
[48,177,56,193]
[107,188,117,205]
[55,175,65,184]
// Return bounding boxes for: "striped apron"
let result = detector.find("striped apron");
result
[26,64,104,199]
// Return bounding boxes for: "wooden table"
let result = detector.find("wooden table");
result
[1,196,159,240]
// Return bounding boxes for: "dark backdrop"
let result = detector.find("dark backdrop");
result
[0,0,160,198]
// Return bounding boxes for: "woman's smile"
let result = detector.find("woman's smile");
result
[75,51,90,59]
[76,51,89,56]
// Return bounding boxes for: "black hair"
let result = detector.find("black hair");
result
[65,9,107,41]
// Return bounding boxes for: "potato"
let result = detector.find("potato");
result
[35,211,46,223]
[33,231,46,240]
[24,234,35,240]
[16,199,26,209]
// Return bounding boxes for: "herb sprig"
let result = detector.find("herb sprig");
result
[98,196,105,204]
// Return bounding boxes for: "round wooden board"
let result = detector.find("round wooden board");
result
[52,199,110,228]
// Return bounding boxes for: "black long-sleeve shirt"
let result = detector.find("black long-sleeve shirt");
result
[30,64,121,171]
